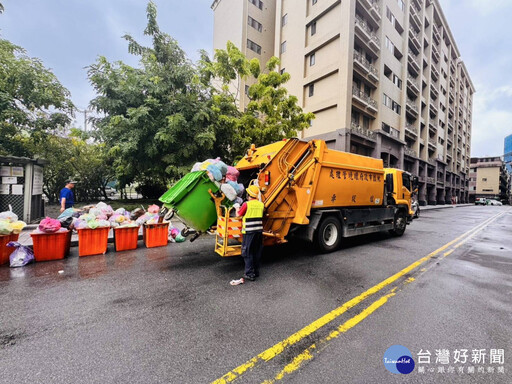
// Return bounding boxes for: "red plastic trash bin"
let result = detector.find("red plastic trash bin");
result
[0,233,19,266]
[114,226,139,252]
[143,223,169,248]
[77,228,110,257]
[31,230,70,262]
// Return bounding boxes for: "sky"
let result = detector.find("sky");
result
[1,0,511,157]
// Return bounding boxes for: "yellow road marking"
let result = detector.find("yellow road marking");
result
[263,291,397,384]
[260,209,509,383]
[212,210,508,384]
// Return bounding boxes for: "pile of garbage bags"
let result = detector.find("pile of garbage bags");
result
[0,207,27,235]
[191,158,245,204]
[50,202,172,231]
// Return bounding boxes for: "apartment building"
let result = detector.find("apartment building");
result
[504,134,512,174]
[468,157,509,203]
[212,0,475,205]
[211,0,276,108]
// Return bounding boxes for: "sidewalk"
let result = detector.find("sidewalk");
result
[421,203,473,211]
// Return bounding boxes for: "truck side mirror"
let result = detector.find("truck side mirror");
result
[386,174,394,195]
[412,176,419,191]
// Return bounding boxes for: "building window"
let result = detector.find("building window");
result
[311,21,317,36]
[310,53,316,66]
[248,16,262,32]
[312,0,318,5]
[482,178,487,182]
[392,101,401,114]
[393,74,402,89]
[383,93,401,114]
[282,13,288,27]
[397,0,404,11]
[386,7,403,34]
[281,41,287,54]
[245,85,250,96]
[309,84,315,97]
[249,0,263,10]
[247,39,261,54]
[363,116,370,129]
[385,37,394,54]
[383,94,392,108]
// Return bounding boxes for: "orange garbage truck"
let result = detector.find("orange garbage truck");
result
[212,138,416,256]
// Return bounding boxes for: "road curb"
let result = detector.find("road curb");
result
[421,204,473,211]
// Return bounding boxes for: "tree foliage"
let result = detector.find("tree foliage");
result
[88,1,217,197]
[30,129,115,203]
[88,2,314,195]
[199,42,315,161]
[0,39,74,157]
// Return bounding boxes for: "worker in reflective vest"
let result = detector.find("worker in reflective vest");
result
[237,185,264,281]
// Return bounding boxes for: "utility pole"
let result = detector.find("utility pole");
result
[76,107,90,131]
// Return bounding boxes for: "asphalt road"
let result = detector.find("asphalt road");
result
[0,206,510,384]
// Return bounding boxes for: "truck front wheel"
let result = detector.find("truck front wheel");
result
[390,210,407,236]
[316,216,342,253]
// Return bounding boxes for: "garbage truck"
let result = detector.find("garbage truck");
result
[160,138,416,256]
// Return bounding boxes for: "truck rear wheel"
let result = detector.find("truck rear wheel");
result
[390,210,407,236]
[316,216,342,253]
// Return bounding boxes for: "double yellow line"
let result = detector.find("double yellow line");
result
[212,209,509,384]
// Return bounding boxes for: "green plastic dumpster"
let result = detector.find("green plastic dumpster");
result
[159,171,228,232]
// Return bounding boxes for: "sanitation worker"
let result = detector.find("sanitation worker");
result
[237,185,264,281]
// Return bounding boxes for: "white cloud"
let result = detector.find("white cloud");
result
[468,0,512,15]
[470,82,512,157]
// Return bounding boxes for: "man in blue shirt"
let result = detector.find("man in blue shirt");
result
[60,180,77,213]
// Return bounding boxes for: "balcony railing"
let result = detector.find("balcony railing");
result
[350,122,376,140]
[408,49,420,68]
[430,84,439,98]
[355,16,380,47]
[353,50,379,79]
[428,158,436,166]
[431,65,439,81]
[409,27,420,41]
[405,123,418,135]
[432,45,440,60]
[407,75,419,91]
[369,0,381,17]
[406,98,418,113]
[409,28,420,49]
[428,137,436,146]
[404,146,417,157]
[352,87,378,110]
[427,177,435,184]
[430,103,438,115]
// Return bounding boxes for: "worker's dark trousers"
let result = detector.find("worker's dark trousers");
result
[242,231,263,278]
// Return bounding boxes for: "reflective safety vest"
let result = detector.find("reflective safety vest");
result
[242,199,264,234]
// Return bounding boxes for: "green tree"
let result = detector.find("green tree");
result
[199,42,315,160]
[0,39,74,157]
[88,1,216,197]
[31,129,115,203]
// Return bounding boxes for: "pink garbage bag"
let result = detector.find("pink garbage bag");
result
[148,204,160,214]
[226,166,240,182]
[38,217,62,233]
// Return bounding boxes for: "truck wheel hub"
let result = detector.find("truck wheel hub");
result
[323,223,338,246]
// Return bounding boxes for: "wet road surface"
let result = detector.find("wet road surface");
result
[0,206,510,383]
